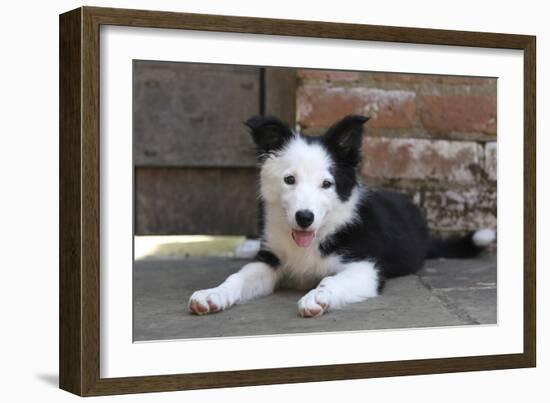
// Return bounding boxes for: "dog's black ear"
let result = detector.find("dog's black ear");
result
[323,115,369,164]
[245,115,294,156]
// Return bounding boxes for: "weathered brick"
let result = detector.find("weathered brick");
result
[420,95,497,134]
[297,85,416,129]
[361,137,483,184]
[298,69,360,82]
[484,142,497,181]
[372,72,494,86]
[416,187,497,232]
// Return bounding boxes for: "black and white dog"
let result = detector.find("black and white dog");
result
[188,115,495,317]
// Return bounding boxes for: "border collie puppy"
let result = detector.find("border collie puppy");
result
[188,115,495,317]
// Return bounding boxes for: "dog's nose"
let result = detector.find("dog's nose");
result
[295,210,314,229]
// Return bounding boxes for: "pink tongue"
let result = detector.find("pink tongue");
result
[292,230,315,247]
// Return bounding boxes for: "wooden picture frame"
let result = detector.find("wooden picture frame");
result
[59,6,536,396]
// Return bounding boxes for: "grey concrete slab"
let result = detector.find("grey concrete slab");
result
[419,256,496,290]
[419,255,497,324]
[432,288,497,324]
[133,257,493,342]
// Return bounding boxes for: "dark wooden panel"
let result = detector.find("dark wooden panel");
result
[264,67,297,125]
[135,168,259,236]
[134,61,260,167]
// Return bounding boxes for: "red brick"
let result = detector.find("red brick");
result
[361,137,483,184]
[420,95,496,134]
[298,69,360,82]
[372,72,494,86]
[297,85,416,129]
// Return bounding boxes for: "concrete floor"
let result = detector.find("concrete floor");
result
[133,254,496,341]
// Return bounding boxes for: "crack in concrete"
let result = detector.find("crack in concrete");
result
[416,275,481,325]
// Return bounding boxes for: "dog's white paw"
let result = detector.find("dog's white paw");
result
[188,288,227,315]
[298,287,332,318]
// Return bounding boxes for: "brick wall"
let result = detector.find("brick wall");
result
[296,70,497,237]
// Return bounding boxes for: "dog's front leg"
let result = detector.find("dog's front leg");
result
[298,261,380,317]
[188,262,280,315]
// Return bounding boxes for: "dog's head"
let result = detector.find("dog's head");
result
[246,115,369,248]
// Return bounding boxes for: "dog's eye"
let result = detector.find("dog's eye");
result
[322,180,333,189]
[284,175,296,185]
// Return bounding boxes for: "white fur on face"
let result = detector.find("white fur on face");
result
[260,136,340,233]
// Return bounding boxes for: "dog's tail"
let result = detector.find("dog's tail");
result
[426,228,496,259]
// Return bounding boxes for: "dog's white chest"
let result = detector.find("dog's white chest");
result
[266,231,342,289]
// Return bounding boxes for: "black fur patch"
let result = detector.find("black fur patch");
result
[377,276,387,293]
[255,249,280,269]
[327,162,358,202]
[319,189,491,279]
[322,115,369,201]
[245,115,294,162]
[426,231,488,258]
[319,190,430,278]
[322,115,368,166]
